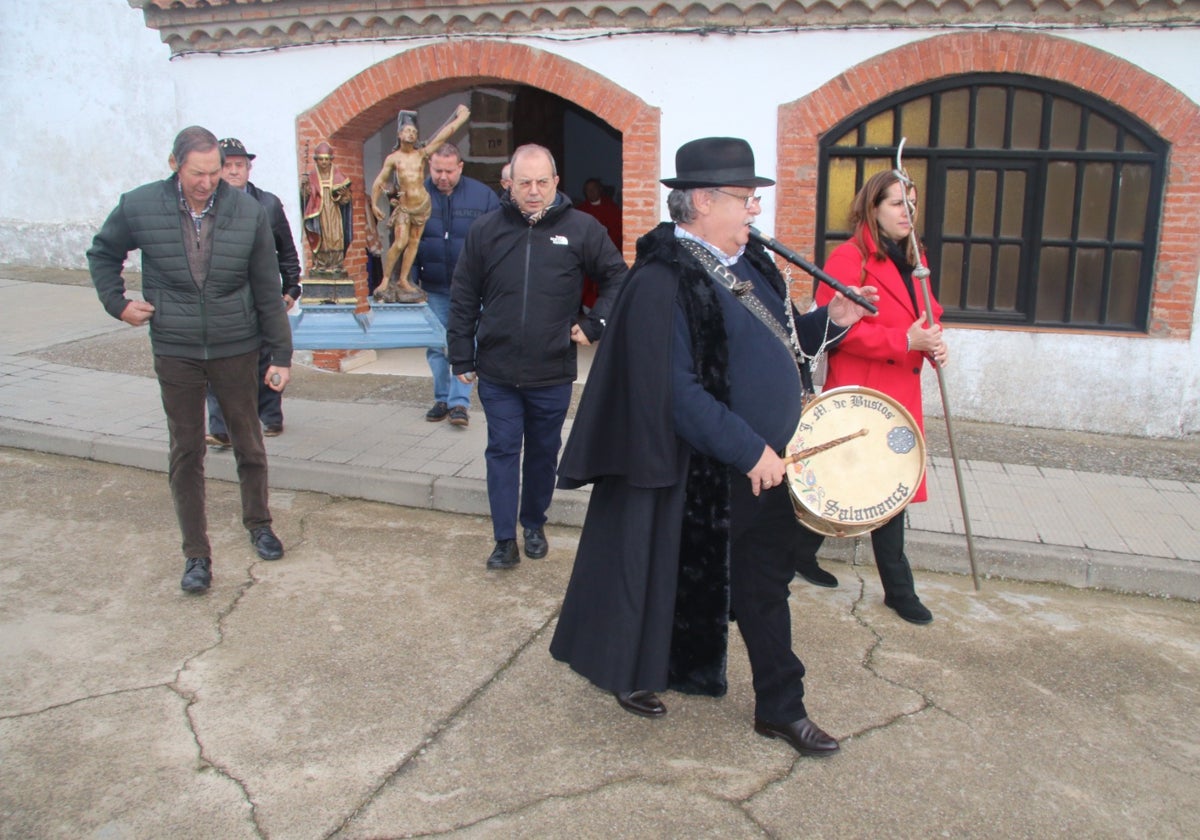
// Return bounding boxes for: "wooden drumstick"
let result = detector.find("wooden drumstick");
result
[782,428,868,466]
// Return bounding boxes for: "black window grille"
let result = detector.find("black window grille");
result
[816,74,1167,331]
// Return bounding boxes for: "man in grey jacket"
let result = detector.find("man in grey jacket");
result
[87,125,294,594]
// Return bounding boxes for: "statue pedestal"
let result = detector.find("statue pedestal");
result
[303,270,358,305]
[288,303,445,350]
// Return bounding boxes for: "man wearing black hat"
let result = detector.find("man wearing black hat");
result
[205,137,302,445]
[550,137,878,756]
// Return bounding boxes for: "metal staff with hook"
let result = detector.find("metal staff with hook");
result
[894,139,981,591]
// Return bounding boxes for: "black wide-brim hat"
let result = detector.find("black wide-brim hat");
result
[218,137,255,160]
[660,136,774,189]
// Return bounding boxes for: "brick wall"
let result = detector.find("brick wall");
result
[777,31,1200,339]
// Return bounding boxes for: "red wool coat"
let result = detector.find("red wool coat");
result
[816,230,944,502]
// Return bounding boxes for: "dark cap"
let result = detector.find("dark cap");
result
[218,137,255,160]
[660,137,774,189]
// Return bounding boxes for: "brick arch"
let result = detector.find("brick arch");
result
[296,40,660,290]
[777,31,1200,339]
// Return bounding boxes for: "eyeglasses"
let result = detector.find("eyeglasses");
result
[710,188,762,209]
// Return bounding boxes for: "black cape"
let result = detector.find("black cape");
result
[551,222,817,697]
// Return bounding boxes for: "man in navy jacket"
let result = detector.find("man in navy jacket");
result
[414,143,500,427]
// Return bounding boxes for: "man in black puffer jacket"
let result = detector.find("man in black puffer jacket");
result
[203,137,303,445]
[87,125,294,595]
[447,143,627,571]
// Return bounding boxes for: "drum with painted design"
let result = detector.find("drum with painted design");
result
[785,386,926,538]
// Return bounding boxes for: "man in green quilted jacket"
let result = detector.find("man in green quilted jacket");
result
[88,125,294,595]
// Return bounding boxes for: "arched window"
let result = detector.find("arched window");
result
[816,74,1168,332]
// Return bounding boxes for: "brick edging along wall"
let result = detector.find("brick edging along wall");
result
[777,31,1200,340]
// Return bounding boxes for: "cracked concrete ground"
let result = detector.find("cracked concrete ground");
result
[1,449,1197,838]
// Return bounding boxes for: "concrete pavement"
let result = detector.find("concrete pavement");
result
[1,275,1198,600]
[1,450,1197,838]
[0,273,1199,837]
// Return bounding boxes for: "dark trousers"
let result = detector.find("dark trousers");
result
[207,344,281,434]
[154,351,272,558]
[477,378,573,541]
[729,476,810,724]
[794,511,916,597]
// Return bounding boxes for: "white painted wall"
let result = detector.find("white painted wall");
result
[0,0,177,266]
[3,2,1197,435]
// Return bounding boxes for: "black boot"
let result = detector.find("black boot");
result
[871,514,932,624]
[793,527,838,587]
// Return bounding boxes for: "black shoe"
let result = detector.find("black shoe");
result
[425,401,450,422]
[754,716,839,757]
[181,557,212,593]
[447,406,469,427]
[522,526,548,559]
[796,561,839,588]
[486,539,520,570]
[884,594,933,624]
[205,432,231,449]
[263,424,283,437]
[614,690,667,718]
[250,527,284,561]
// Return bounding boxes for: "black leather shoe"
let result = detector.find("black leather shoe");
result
[796,561,839,588]
[205,432,231,449]
[425,401,450,422]
[447,406,469,427]
[754,716,839,756]
[263,424,283,437]
[884,594,933,624]
[486,539,520,570]
[181,557,212,593]
[614,690,667,718]
[250,527,284,561]
[522,527,548,559]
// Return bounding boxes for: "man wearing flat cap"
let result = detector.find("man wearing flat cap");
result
[205,137,302,445]
[550,137,878,757]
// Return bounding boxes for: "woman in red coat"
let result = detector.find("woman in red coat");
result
[796,169,949,623]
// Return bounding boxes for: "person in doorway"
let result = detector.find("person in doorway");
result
[87,126,293,594]
[549,137,876,756]
[793,168,949,624]
[414,142,500,427]
[205,137,301,445]
[575,177,623,310]
[447,144,627,570]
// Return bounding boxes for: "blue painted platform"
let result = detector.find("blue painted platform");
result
[287,303,445,350]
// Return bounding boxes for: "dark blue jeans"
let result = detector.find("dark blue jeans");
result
[477,378,573,542]
[207,344,282,434]
[424,290,474,409]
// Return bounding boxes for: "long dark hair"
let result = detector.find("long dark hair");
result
[849,169,922,270]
